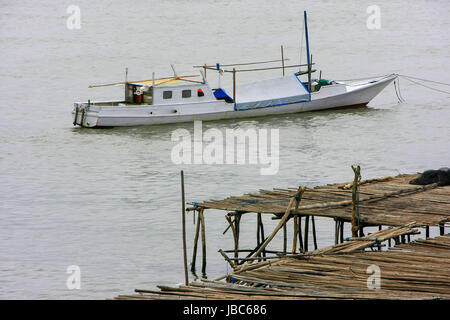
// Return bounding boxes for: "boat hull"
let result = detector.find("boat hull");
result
[73,75,396,127]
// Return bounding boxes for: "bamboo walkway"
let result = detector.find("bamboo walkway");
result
[114,171,449,300]
[116,232,450,300]
[186,173,449,272]
[189,173,449,228]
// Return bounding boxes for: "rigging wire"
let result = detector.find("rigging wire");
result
[394,77,405,103]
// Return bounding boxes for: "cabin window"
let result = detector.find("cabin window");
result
[163,91,172,99]
[182,90,191,98]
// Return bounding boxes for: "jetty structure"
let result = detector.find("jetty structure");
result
[115,167,450,300]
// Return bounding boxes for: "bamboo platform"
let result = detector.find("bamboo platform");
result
[189,173,449,228]
[116,232,450,300]
[114,171,450,300]
[185,172,449,273]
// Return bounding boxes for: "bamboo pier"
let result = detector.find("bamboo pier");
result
[116,232,450,300]
[116,170,449,300]
[186,172,449,269]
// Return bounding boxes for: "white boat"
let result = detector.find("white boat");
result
[72,12,397,128]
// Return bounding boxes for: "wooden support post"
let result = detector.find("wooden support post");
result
[199,208,207,275]
[292,215,299,254]
[311,216,318,250]
[191,210,201,272]
[283,220,287,254]
[246,187,305,262]
[218,249,235,269]
[281,45,285,76]
[351,165,361,237]
[259,215,266,258]
[256,214,261,249]
[339,220,344,243]
[425,226,430,238]
[257,213,263,260]
[298,216,303,252]
[334,218,339,245]
[180,171,189,286]
[235,213,241,241]
[439,223,445,236]
[232,68,236,103]
[225,215,239,260]
[304,215,310,252]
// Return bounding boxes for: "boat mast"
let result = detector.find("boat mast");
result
[304,11,312,94]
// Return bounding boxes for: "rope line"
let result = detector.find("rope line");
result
[398,74,450,86]
[398,75,450,95]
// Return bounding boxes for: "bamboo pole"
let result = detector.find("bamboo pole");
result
[351,165,361,237]
[246,187,305,262]
[304,215,310,252]
[199,208,207,275]
[193,58,291,68]
[89,74,200,88]
[180,170,189,285]
[291,189,303,253]
[257,214,261,249]
[292,215,299,253]
[225,215,239,259]
[259,214,266,258]
[201,64,316,73]
[298,216,303,252]
[191,210,201,272]
[335,218,339,245]
[311,216,318,250]
[218,249,236,269]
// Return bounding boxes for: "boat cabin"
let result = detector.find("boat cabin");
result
[124,78,215,106]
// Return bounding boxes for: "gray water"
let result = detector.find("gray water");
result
[0,0,449,299]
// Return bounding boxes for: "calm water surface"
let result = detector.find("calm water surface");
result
[0,0,449,299]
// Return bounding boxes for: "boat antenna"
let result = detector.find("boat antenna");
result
[199,69,207,84]
[304,10,312,94]
[170,64,178,77]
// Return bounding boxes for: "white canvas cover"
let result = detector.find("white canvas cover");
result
[225,75,310,110]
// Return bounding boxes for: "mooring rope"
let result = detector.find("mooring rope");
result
[397,74,450,95]
[394,78,405,103]
[398,74,450,87]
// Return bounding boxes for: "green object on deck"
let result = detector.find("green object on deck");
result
[318,79,331,85]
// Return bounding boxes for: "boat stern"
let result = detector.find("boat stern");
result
[72,102,98,128]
